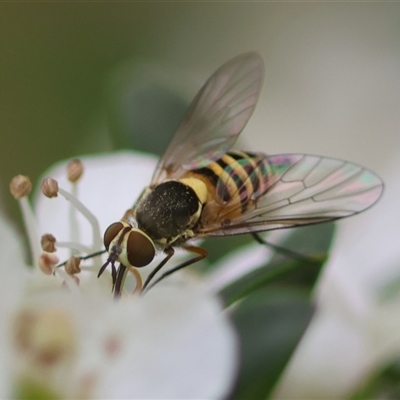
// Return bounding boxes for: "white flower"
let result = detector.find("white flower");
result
[2,151,238,399]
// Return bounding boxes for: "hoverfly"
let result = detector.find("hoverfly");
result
[98,52,383,297]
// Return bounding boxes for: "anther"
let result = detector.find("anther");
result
[67,159,84,183]
[41,178,59,198]
[10,175,40,265]
[38,252,60,275]
[9,175,32,199]
[41,234,57,253]
[65,256,81,275]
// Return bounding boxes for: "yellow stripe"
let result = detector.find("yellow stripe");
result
[217,154,240,202]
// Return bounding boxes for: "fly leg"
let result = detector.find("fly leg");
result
[113,247,176,298]
[142,247,175,292]
[142,246,208,293]
[251,232,319,264]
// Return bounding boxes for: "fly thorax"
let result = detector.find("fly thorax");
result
[136,180,205,242]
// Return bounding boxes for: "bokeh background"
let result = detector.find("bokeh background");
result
[1,3,399,230]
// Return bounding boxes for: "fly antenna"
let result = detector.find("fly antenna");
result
[54,249,107,272]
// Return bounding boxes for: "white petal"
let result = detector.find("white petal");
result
[92,281,238,399]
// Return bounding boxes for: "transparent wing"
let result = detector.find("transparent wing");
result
[199,154,383,236]
[151,52,264,184]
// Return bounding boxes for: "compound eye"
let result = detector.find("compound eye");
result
[103,222,124,250]
[126,230,155,267]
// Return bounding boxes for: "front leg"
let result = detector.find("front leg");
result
[142,245,208,293]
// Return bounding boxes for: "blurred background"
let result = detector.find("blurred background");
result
[1,3,399,225]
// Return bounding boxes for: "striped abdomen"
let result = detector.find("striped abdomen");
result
[190,150,273,214]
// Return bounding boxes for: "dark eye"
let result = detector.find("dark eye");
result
[103,222,124,250]
[126,230,155,267]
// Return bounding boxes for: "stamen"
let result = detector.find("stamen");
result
[65,256,81,275]
[9,175,32,199]
[38,252,59,275]
[56,241,93,255]
[41,176,103,272]
[67,161,83,246]
[67,159,84,183]
[41,234,57,253]
[10,175,40,267]
[53,185,102,270]
[41,178,59,198]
